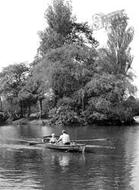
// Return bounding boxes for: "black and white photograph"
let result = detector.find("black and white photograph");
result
[0,0,139,189]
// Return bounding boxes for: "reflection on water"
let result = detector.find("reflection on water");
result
[0,124,139,189]
[50,152,85,169]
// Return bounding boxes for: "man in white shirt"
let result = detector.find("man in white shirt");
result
[57,130,70,145]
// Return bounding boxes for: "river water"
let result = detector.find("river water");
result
[0,123,139,190]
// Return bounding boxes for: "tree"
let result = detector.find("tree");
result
[18,71,50,118]
[0,63,29,117]
[31,0,97,122]
[97,12,134,75]
[32,4,136,125]
[37,0,97,57]
[83,11,137,124]
[97,12,136,97]
[37,0,72,57]
[35,43,97,102]
[0,63,29,96]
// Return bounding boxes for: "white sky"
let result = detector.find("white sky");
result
[0,0,138,95]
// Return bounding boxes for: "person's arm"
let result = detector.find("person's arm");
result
[54,137,57,142]
[49,138,53,143]
[57,135,62,143]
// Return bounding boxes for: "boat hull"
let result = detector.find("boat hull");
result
[45,143,86,153]
[29,141,115,153]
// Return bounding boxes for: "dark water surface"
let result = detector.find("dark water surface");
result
[0,123,139,190]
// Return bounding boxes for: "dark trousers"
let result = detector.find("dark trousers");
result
[64,142,70,145]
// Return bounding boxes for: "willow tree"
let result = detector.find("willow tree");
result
[28,0,98,125]
[33,0,96,101]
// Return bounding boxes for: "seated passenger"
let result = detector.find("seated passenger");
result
[57,130,70,145]
[49,133,57,144]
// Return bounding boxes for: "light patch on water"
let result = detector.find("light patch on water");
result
[0,143,43,151]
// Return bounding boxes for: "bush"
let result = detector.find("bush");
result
[48,104,80,126]
[0,112,8,124]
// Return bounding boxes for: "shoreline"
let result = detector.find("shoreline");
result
[10,118,49,126]
[9,117,137,127]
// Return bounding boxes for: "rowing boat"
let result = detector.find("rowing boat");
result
[44,142,86,153]
[28,140,115,153]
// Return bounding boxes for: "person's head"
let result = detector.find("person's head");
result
[62,130,67,134]
[51,133,55,137]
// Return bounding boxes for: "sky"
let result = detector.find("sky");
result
[0,0,138,95]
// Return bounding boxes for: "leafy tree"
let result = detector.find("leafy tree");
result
[0,63,29,117]
[37,0,97,57]
[18,73,49,118]
[98,12,136,96]
[35,43,97,103]
[31,5,136,125]
[97,12,134,75]
[0,63,29,96]
[38,0,72,57]
[83,11,137,124]
[29,0,97,122]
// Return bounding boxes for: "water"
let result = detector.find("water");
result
[0,123,139,189]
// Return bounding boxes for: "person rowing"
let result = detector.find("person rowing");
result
[57,130,71,145]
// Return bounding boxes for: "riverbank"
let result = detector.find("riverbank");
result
[11,118,49,126]
[9,117,137,127]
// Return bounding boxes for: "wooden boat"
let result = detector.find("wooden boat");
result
[28,137,115,153]
[28,140,115,153]
[44,142,86,153]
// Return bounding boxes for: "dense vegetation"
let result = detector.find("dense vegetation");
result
[0,0,139,125]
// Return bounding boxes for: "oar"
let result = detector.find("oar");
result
[29,141,44,145]
[42,136,108,141]
[34,137,109,144]
[43,135,59,139]
[0,137,34,144]
[29,137,109,146]
[6,135,56,146]
[29,135,56,145]
[71,138,109,142]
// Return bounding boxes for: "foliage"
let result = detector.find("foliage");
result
[0,4,137,125]
[0,63,29,119]
[0,63,29,96]
[38,0,73,55]
[97,13,134,76]
[48,97,81,126]
[34,8,137,125]
[38,0,97,57]
[0,112,8,124]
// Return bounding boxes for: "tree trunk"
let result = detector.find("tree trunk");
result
[28,104,31,118]
[38,99,43,119]
[20,101,23,117]
[0,97,2,111]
